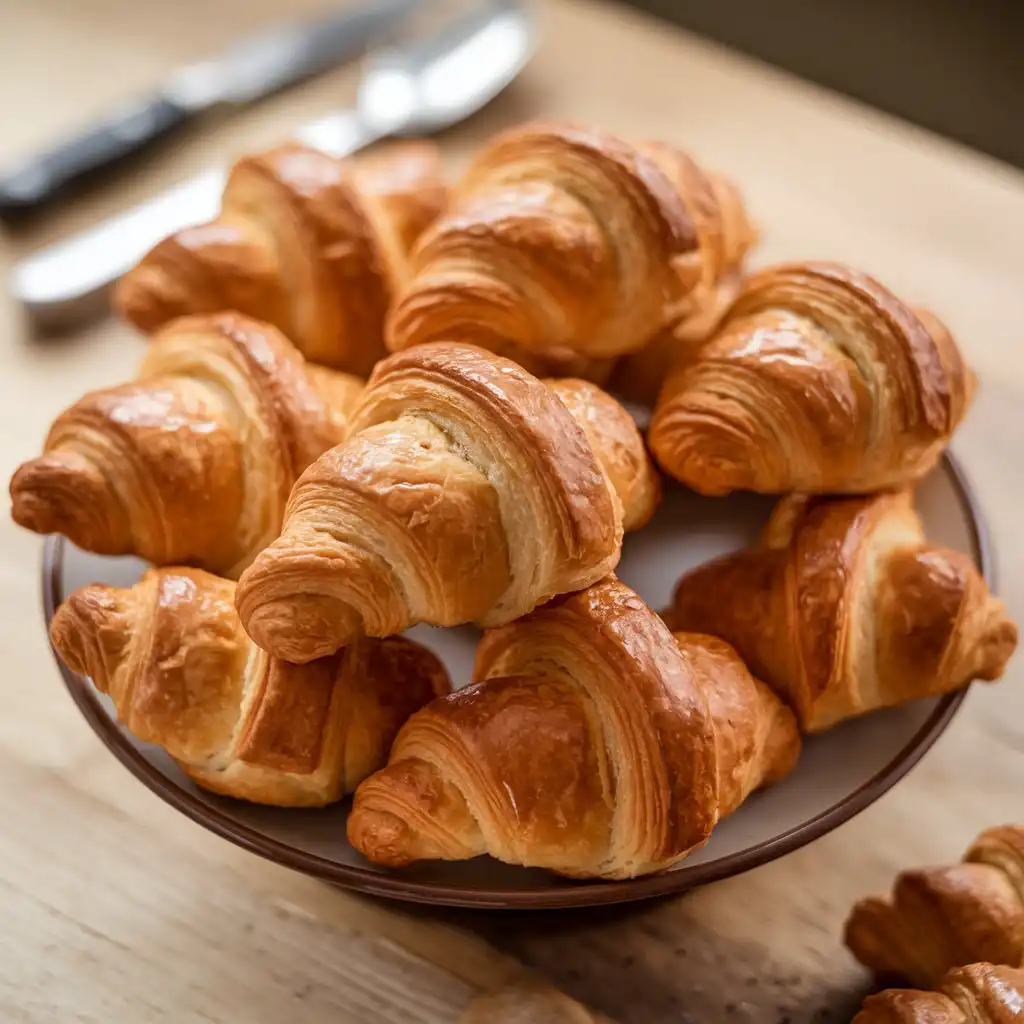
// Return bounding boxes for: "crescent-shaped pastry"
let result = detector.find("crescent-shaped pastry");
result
[115,141,447,375]
[235,343,660,664]
[10,313,361,577]
[666,491,1016,732]
[387,122,756,362]
[49,567,449,806]
[649,262,975,494]
[846,826,1024,989]
[347,577,799,879]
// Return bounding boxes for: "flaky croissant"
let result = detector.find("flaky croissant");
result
[386,122,756,362]
[50,567,449,806]
[10,313,361,578]
[846,826,1024,990]
[649,262,976,494]
[115,142,446,375]
[235,342,660,664]
[347,577,799,879]
[854,963,1024,1023]
[463,983,610,1024]
[665,491,1017,732]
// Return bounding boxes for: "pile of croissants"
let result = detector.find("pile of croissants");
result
[9,122,1018,882]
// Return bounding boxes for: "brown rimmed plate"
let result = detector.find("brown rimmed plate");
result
[43,454,987,909]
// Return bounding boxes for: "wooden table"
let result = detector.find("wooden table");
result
[3,2,1023,1021]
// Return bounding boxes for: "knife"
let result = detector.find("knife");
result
[0,0,417,217]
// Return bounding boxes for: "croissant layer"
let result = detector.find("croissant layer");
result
[649,261,975,495]
[235,343,659,664]
[10,314,361,578]
[667,491,1016,731]
[348,577,799,879]
[116,142,446,375]
[49,567,449,805]
[388,122,756,362]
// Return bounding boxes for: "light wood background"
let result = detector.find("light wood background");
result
[2,2,1023,1021]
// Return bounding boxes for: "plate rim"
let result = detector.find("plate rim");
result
[42,452,988,909]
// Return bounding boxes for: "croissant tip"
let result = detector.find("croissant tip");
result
[346,801,417,868]
[238,592,362,664]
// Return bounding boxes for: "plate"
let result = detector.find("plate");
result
[43,454,988,909]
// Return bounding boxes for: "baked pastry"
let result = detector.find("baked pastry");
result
[463,982,609,1023]
[10,313,361,578]
[665,491,1016,732]
[49,567,449,806]
[853,963,1024,1023]
[387,122,756,362]
[649,262,975,495]
[236,342,661,664]
[846,826,1024,988]
[611,173,756,407]
[115,141,447,375]
[347,577,799,879]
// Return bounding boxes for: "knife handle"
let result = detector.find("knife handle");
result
[0,96,190,218]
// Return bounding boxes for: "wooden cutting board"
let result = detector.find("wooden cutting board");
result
[2,1,1023,1021]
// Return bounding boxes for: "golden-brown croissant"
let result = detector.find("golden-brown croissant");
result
[10,313,361,578]
[386,122,756,362]
[49,567,449,806]
[611,172,757,407]
[665,491,1016,732]
[463,982,610,1024]
[846,826,1024,989]
[648,262,976,494]
[115,141,447,375]
[853,963,1024,1023]
[347,577,799,879]
[235,343,661,664]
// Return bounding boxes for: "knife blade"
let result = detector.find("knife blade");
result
[0,0,417,216]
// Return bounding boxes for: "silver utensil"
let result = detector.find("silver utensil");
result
[12,1,535,325]
[0,0,417,217]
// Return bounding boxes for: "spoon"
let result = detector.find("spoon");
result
[12,0,535,326]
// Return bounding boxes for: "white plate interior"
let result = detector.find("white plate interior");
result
[52,462,979,897]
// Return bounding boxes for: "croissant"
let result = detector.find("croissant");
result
[853,963,1024,1023]
[386,122,756,362]
[845,826,1024,989]
[49,567,449,806]
[10,313,361,578]
[463,982,609,1024]
[665,491,1017,732]
[611,172,757,407]
[235,343,661,664]
[347,577,799,879]
[115,141,447,375]
[648,261,976,494]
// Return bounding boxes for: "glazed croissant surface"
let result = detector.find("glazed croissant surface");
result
[50,567,449,806]
[11,313,361,578]
[115,141,447,376]
[387,122,756,363]
[853,963,1024,1023]
[649,261,976,495]
[235,342,660,664]
[846,826,1024,990]
[666,490,1017,732]
[347,577,799,879]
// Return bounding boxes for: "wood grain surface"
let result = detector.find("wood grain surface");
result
[2,2,1023,1021]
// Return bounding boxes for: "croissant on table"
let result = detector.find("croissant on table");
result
[235,342,661,664]
[665,490,1017,732]
[387,122,757,366]
[115,141,447,376]
[846,826,1024,989]
[347,577,799,879]
[49,568,449,806]
[11,313,361,578]
[649,261,976,495]
[853,963,1024,1023]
